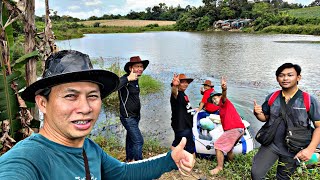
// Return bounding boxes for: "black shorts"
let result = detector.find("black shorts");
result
[172,128,195,154]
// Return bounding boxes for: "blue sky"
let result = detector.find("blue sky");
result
[35,0,315,20]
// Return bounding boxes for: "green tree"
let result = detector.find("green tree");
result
[252,2,273,18]
[197,16,211,30]
[310,0,320,6]
[220,7,235,19]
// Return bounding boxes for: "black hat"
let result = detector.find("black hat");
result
[207,92,222,103]
[124,56,149,73]
[21,50,119,103]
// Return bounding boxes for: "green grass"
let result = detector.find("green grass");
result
[286,6,320,18]
[92,134,320,179]
[261,24,320,35]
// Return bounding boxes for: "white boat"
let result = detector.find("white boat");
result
[193,111,255,157]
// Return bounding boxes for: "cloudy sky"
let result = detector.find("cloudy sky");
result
[35,0,315,20]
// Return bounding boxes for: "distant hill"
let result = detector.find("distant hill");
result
[286,6,320,18]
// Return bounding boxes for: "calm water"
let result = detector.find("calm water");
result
[57,31,320,146]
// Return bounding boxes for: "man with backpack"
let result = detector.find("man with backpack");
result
[252,63,320,180]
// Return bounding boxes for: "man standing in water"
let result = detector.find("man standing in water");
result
[252,63,320,179]
[0,50,195,179]
[170,74,196,155]
[118,56,149,162]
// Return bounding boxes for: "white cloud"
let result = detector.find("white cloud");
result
[63,9,103,19]
[69,6,80,10]
[84,0,103,6]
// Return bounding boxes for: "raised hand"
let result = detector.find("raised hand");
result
[171,137,195,176]
[127,69,138,81]
[172,73,180,86]
[221,76,227,91]
[253,100,263,115]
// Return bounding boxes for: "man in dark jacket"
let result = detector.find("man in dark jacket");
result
[118,56,149,162]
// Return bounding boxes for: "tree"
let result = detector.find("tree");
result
[220,7,235,19]
[1,0,56,154]
[252,2,273,18]
[197,16,211,30]
[310,0,320,6]
[202,0,216,6]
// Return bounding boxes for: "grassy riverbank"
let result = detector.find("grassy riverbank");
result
[93,134,320,179]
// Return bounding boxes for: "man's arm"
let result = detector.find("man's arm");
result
[221,77,227,103]
[117,71,138,90]
[197,102,205,112]
[295,121,320,161]
[102,138,195,179]
[253,100,268,122]
[171,74,179,99]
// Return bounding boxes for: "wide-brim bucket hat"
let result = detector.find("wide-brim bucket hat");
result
[207,92,222,103]
[178,74,193,84]
[202,80,214,87]
[124,56,149,73]
[21,50,119,103]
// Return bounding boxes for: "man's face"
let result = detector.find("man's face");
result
[212,96,221,105]
[130,63,144,76]
[204,84,211,90]
[276,67,301,89]
[37,82,102,143]
[178,80,189,91]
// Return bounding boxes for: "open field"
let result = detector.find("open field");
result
[287,6,320,18]
[79,19,176,27]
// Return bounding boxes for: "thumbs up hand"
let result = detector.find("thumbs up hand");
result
[253,100,263,115]
[127,70,138,81]
[171,137,195,175]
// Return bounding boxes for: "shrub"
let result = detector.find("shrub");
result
[93,22,101,27]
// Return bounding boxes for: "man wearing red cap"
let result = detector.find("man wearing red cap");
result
[118,56,149,162]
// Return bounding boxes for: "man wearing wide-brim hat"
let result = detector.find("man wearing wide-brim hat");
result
[170,73,196,155]
[0,50,195,179]
[118,56,149,162]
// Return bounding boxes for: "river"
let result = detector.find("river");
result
[57,31,320,147]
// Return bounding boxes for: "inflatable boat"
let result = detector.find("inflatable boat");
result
[193,111,254,157]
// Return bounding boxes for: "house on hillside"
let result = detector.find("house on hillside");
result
[213,19,252,31]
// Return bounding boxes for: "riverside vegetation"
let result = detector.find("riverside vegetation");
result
[35,3,320,41]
